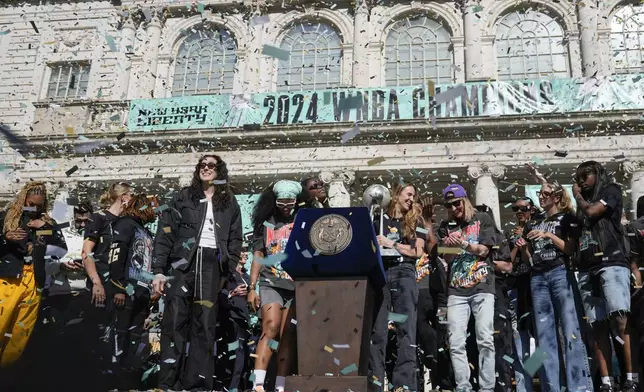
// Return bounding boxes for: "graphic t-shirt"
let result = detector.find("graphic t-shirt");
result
[109,217,154,295]
[252,215,295,291]
[627,217,644,268]
[438,212,495,297]
[375,215,428,265]
[491,231,512,290]
[578,184,629,272]
[524,212,581,274]
[84,210,118,279]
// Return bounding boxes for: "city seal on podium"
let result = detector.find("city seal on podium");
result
[309,214,353,255]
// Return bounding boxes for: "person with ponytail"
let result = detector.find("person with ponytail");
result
[82,182,131,307]
[369,183,427,392]
[516,182,592,392]
[0,181,67,368]
[151,155,242,391]
[573,161,636,392]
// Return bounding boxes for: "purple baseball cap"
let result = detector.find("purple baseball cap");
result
[442,184,467,200]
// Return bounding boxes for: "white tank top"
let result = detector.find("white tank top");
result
[199,200,218,248]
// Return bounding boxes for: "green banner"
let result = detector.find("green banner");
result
[128,75,644,132]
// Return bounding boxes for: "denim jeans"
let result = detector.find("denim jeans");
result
[531,265,592,392]
[509,288,533,392]
[368,263,419,392]
[447,292,495,392]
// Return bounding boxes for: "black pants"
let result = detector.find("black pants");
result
[2,291,107,392]
[416,288,437,389]
[368,263,419,392]
[159,247,224,391]
[429,263,455,391]
[494,284,514,392]
[108,293,152,390]
[215,314,250,391]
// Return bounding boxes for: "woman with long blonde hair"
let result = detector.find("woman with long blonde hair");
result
[369,183,427,392]
[0,181,67,368]
[516,182,592,391]
[82,182,131,307]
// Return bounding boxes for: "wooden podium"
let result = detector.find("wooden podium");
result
[281,208,385,392]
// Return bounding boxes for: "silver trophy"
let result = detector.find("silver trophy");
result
[363,184,400,257]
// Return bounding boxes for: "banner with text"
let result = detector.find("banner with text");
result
[128,75,644,132]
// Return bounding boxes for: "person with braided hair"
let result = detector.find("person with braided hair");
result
[0,181,67,367]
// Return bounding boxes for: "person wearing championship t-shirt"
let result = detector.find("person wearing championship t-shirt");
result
[438,184,496,392]
[248,180,302,392]
[369,183,427,392]
[516,183,592,392]
[573,161,637,392]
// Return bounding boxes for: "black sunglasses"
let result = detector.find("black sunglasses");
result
[308,182,323,190]
[443,200,462,208]
[512,206,531,213]
[198,162,217,170]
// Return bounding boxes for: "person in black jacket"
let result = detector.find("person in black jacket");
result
[107,194,158,390]
[0,181,67,369]
[151,154,243,391]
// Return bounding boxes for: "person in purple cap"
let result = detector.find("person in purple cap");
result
[437,184,496,392]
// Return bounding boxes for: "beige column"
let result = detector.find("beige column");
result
[140,8,164,98]
[115,11,138,100]
[352,0,370,87]
[467,164,506,229]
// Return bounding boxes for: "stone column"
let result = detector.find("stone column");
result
[352,0,370,87]
[244,14,263,93]
[624,160,644,220]
[319,171,356,208]
[462,0,485,81]
[576,0,600,77]
[467,164,506,229]
[140,8,164,98]
[115,11,137,100]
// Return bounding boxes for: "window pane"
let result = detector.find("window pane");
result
[46,63,91,100]
[611,5,644,74]
[495,9,569,80]
[172,24,237,96]
[278,22,343,91]
[385,15,455,85]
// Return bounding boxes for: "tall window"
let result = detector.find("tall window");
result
[495,9,568,80]
[172,25,236,96]
[277,21,342,91]
[385,14,454,86]
[47,62,90,100]
[611,4,644,74]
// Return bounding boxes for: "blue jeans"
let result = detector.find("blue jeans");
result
[531,265,592,392]
[509,288,533,392]
[578,265,631,324]
[447,292,495,392]
[368,263,419,392]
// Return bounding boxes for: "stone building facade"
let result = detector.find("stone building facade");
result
[0,0,643,229]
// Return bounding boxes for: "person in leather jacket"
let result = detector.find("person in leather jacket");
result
[151,154,243,391]
[0,181,67,369]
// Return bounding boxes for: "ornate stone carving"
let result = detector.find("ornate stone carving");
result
[467,164,506,180]
[623,160,644,175]
[320,171,355,208]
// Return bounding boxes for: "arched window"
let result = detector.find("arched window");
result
[172,24,237,96]
[611,4,644,74]
[385,14,454,86]
[277,21,343,91]
[495,9,568,80]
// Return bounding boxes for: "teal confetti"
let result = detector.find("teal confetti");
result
[228,341,239,351]
[196,2,205,12]
[523,347,547,377]
[388,312,408,324]
[104,34,117,52]
[268,339,279,351]
[472,4,484,12]
[503,355,514,364]
[531,156,545,166]
[262,45,290,61]
[125,284,135,296]
[141,364,160,382]
[257,253,287,266]
[263,221,275,229]
[154,204,169,213]
[340,363,358,375]
[416,227,428,234]
[0,30,9,35]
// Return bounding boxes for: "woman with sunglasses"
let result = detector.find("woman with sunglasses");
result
[248,180,302,392]
[515,183,592,392]
[152,155,243,391]
[299,177,329,208]
[369,183,427,392]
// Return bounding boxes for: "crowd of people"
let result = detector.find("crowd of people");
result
[0,155,643,392]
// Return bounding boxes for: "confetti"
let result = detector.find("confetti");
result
[29,21,39,33]
[523,348,547,377]
[341,124,360,143]
[105,34,117,52]
[263,221,275,229]
[195,300,214,308]
[251,15,270,26]
[367,157,386,166]
[324,345,333,353]
[0,29,9,35]
[268,339,279,351]
[340,363,358,375]
[257,253,287,266]
[503,355,514,364]
[388,312,408,324]
[228,341,239,351]
[262,45,290,61]
[36,230,52,236]
[65,165,79,177]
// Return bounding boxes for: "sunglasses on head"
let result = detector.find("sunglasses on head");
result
[308,182,323,190]
[198,162,217,170]
[443,200,462,208]
[512,205,531,213]
[276,201,296,208]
